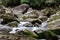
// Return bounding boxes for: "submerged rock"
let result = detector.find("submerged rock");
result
[0,24,11,33]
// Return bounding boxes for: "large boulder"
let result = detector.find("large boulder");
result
[11,4,29,18]
[21,10,44,22]
[0,6,20,25]
[41,8,56,17]
[47,11,60,30]
[47,19,60,30]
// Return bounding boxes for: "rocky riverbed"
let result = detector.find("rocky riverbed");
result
[0,4,60,40]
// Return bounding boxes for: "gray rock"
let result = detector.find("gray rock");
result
[0,24,11,33]
[11,4,29,18]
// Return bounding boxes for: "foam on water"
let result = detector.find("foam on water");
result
[40,21,49,30]
[9,21,49,34]
[18,22,29,27]
[9,27,27,33]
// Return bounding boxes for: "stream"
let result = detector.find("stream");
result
[9,21,49,33]
[9,21,49,40]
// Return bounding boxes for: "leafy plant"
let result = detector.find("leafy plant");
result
[1,0,20,6]
[20,0,46,9]
[20,0,60,9]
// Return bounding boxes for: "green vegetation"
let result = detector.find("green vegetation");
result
[0,0,60,9]
[0,0,20,6]
[20,0,60,9]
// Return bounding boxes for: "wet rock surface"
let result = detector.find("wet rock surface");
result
[47,11,60,30]
[1,13,19,25]
[41,8,56,17]
[6,21,19,27]
[0,3,60,40]
[47,19,60,29]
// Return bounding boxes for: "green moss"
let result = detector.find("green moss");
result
[51,29,60,35]
[24,29,38,38]
[22,16,28,19]
[37,29,59,39]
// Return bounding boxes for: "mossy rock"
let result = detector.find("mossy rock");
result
[23,29,38,38]
[22,15,28,19]
[0,34,38,40]
[42,8,56,17]
[6,21,18,27]
[36,29,59,40]
[50,29,60,35]
[39,16,47,22]
[48,11,60,22]
[16,30,38,40]
[1,13,19,25]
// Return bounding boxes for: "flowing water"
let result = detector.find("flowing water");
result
[10,21,48,40]
[9,21,49,34]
